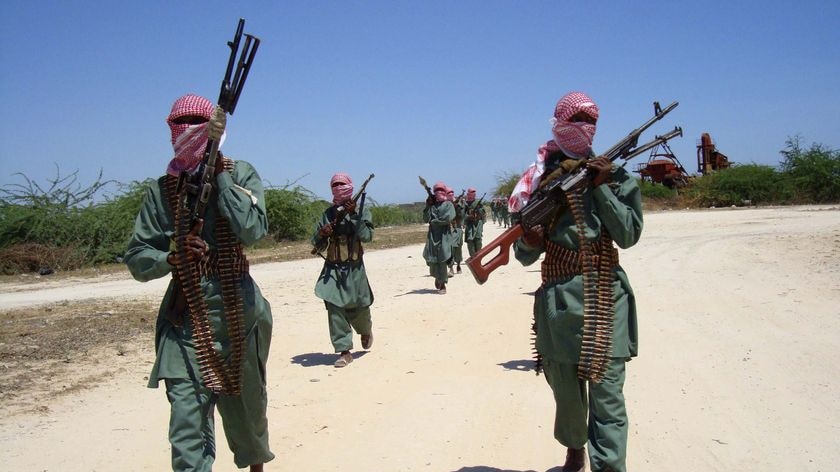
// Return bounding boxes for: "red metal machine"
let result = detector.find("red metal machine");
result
[696,132,730,174]
[634,140,690,188]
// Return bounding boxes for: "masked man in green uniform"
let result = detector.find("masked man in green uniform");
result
[509,91,642,472]
[463,188,486,257]
[312,173,374,368]
[125,94,274,472]
[447,187,465,276]
[423,181,455,293]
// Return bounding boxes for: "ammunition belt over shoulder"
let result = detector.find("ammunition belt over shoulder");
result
[198,249,250,280]
[325,235,364,264]
[541,239,618,285]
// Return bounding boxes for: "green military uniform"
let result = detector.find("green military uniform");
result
[423,199,455,288]
[514,164,641,472]
[125,160,274,471]
[501,201,511,228]
[312,204,374,353]
[463,200,486,256]
[449,197,466,274]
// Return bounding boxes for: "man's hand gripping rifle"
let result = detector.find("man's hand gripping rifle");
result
[465,192,487,222]
[177,18,261,229]
[465,101,682,285]
[312,173,375,255]
[418,176,435,206]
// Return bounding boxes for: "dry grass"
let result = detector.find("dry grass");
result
[0,224,428,415]
[0,298,156,415]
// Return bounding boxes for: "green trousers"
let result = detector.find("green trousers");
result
[542,358,628,472]
[326,301,372,352]
[451,245,463,264]
[466,238,482,257]
[428,262,449,286]
[163,341,274,472]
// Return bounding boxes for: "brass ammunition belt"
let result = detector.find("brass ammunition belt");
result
[164,158,247,396]
[325,235,363,264]
[530,186,618,383]
[198,249,250,280]
[540,240,619,284]
[566,189,617,384]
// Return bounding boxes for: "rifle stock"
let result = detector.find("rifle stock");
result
[466,225,524,284]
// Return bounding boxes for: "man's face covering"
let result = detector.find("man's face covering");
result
[166,94,215,176]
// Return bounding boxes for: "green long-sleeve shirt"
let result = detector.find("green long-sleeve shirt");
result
[514,165,642,363]
[422,200,455,264]
[124,160,272,387]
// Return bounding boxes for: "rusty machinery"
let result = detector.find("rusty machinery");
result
[634,139,691,188]
[697,132,731,174]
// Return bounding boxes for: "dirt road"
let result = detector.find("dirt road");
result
[1,206,838,471]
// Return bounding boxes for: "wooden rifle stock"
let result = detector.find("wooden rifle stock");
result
[465,225,524,284]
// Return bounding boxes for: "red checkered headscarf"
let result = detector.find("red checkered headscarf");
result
[508,92,599,212]
[166,94,214,176]
[433,181,448,203]
[330,173,354,204]
[446,187,455,202]
[508,140,560,212]
[551,91,599,160]
[466,187,477,202]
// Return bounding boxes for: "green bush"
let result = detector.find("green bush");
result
[370,203,425,226]
[685,164,788,207]
[263,186,328,241]
[638,179,678,200]
[779,136,840,203]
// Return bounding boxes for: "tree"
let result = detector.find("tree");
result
[493,170,522,198]
[779,136,840,203]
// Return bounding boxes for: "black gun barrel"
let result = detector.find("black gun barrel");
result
[602,101,678,161]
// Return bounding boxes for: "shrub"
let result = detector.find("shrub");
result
[0,168,135,272]
[263,186,328,241]
[370,203,425,226]
[638,179,678,200]
[779,136,840,203]
[685,164,788,207]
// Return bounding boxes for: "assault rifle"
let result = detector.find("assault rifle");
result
[312,173,375,255]
[178,18,261,224]
[466,101,682,284]
[465,192,486,222]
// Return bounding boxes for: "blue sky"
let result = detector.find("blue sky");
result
[1,1,838,204]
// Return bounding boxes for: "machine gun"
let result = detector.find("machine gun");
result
[167,19,260,396]
[466,101,682,284]
[312,173,375,255]
[178,18,261,224]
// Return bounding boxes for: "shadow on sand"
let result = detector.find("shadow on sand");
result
[451,466,552,472]
[497,359,538,373]
[291,351,369,367]
[393,288,443,297]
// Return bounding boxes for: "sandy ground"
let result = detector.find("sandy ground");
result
[1,205,839,472]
